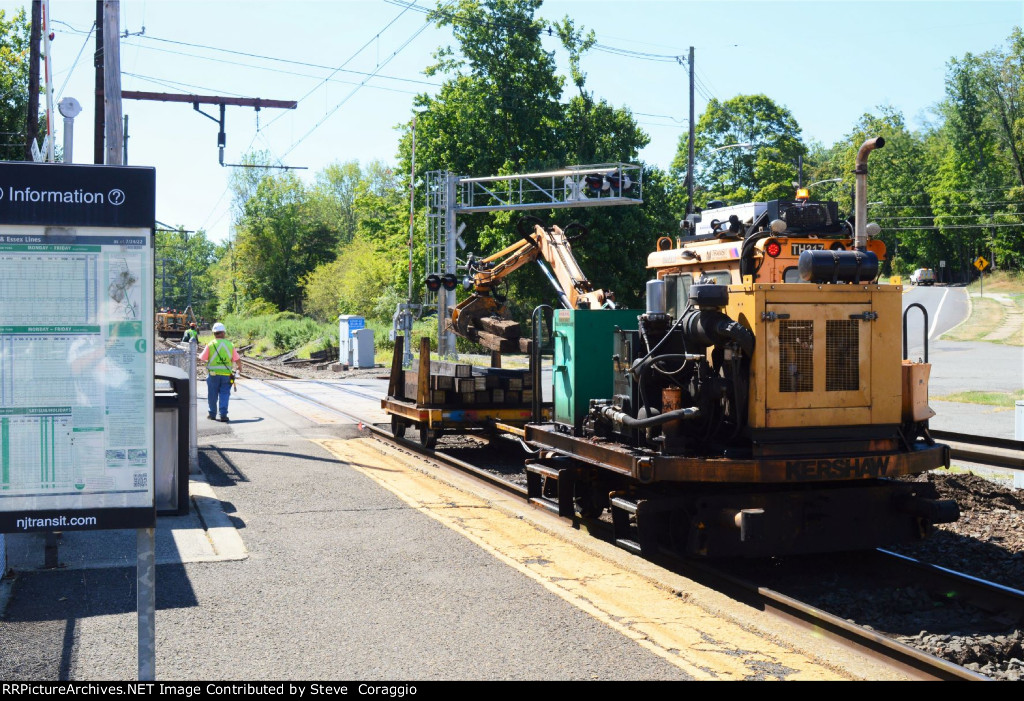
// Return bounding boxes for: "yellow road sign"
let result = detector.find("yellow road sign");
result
[974,256,990,272]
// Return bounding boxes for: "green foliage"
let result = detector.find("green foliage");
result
[671,94,804,210]
[154,227,218,319]
[302,236,399,322]
[270,317,322,351]
[0,8,31,161]
[219,312,334,355]
[392,0,663,313]
[232,171,339,311]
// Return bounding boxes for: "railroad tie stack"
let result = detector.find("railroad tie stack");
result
[468,316,533,354]
[401,360,533,407]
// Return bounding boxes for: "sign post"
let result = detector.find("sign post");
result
[0,161,156,677]
[974,256,990,297]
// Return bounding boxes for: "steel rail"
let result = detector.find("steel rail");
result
[261,380,528,497]
[238,357,301,380]
[931,429,1024,470]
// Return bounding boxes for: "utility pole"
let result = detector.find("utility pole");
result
[41,0,54,161]
[102,0,122,165]
[93,0,103,163]
[25,1,41,161]
[123,114,128,164]
[686,46,695,216]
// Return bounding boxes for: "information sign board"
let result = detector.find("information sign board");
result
[0,162,155,533]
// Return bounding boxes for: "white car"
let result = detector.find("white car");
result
[910,268,936,286]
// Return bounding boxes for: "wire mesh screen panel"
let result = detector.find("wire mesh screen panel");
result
[155,349,188,372]
[826,320,860,392]
[779,320,814,393]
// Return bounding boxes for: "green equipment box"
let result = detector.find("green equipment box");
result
[553,308,641,432]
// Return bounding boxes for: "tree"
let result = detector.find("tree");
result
[303,161,413,321]
[0,8,31,161]
[154,227,218,319]
[931,30,1024,271]
[393,0,666,311]
[231,173,340,311]
[671,94,804,209]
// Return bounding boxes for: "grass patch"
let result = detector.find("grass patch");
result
[931,388,1024,407]
[966,270,1024,294]
[941,295,1004,341]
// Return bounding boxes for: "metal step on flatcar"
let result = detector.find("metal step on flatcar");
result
[525,462,576,518]
[609,496,643,554]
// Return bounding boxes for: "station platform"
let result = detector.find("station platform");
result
[0,378,908,681]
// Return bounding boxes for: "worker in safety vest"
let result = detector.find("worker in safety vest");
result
[182,322,199,345]
[199,322,242,422]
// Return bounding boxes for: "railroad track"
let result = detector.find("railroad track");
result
[243,377,1020,679]
[238,356,301,380]
[932,429,1024,470]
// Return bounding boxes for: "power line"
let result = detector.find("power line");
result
[634,111,687,123]
[125,35,440,88]
[869,185,1022,200]
[871,200,1024,208]
[122,42,426,96]
[278,11,439,158]
[263,0,426,133]
[122,71,249,98]
[883,223,1022,230]
[875,215,1024,222]
[56,21,95,100]
[386,0,685,62]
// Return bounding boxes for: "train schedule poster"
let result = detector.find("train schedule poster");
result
[0,162,156,533]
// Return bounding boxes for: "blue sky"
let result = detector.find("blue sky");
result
[5,0,1022,243]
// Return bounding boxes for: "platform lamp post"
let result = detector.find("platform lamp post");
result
[804,177,845,209]
[686,142,754,216]
[806,177,844,189]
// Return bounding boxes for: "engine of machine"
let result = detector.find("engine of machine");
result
[585,275,754,456]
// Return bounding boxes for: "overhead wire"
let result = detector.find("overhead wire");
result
[121,71,249,98]
[277,7,443,158]
[121,42,427,96]
[56,21,95,100]
[261,0,425,133]
[126,35,440,88]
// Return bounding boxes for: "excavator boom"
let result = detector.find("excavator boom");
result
[449,220,614,352]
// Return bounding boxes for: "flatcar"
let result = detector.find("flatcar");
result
[521,137,959,558]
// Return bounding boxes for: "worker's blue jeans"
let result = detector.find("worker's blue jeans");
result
[207,374,232,418]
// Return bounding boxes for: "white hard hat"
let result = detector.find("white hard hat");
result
[212,322,226,333]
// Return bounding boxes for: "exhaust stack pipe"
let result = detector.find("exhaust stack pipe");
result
[854,137,885,251]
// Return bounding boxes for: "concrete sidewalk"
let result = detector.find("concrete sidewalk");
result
[2,473,247,573]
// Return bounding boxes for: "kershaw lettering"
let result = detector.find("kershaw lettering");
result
[8,186,105,204]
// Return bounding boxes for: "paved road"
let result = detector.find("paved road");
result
[901,285,1022,438]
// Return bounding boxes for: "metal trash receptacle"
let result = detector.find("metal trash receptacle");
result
[155,363,190,516]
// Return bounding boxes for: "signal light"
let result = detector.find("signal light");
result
[441,273,458,291]
[584,174,608,196]
[425,274,441,292]
[606,173,632,192]
[765,240,782,258]
[795,187,810,201]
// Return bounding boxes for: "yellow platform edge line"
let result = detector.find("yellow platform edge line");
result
[315,437,848,681]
